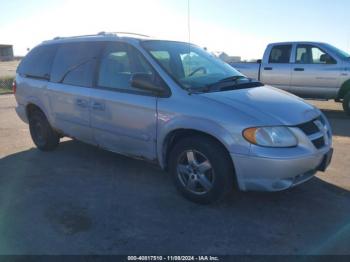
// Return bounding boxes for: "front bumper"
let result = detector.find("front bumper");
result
[231,147,332,192]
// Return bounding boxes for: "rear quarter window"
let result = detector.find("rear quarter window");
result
[17,44,58,79]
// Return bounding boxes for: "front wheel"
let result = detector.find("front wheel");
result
[168,136,234,204]
[343,92,350,115]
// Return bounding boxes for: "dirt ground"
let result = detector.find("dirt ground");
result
[0,94,349,255]
[0,61,20,77]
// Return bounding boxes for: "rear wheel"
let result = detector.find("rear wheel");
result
[343,92,350,115]
[168,136,234,204]
[29,109,60,151]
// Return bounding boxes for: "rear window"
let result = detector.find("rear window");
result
[268,45,292,64]
[17,44,58,79]
[51,42,102,87]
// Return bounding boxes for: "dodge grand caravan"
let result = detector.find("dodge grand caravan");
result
[14,32,333,203]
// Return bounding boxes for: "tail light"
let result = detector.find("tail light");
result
[12,80,16,94]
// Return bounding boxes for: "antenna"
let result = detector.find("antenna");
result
[187,0,192,74]
[348,31,350,54]
[187,0,191,45]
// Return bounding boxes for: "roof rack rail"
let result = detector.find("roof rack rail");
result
[52,32,150,41]
[52,33,108,40]
[98,31,150,38]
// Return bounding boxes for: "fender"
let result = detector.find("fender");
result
[157,116,250,169]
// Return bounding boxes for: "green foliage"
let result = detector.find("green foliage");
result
[0,76,14,94]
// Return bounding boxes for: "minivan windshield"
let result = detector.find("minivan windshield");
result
[142,40,252,91]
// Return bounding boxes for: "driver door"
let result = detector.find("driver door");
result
[90,42,159,161]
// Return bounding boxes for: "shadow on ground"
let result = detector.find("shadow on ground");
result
[321,109,350,137]
[0,140,349,255]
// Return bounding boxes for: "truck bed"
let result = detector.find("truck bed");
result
[230,62,260,80]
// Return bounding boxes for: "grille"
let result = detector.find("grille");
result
[297,117,329,149]
[312,137,325,149]
[297,121,319,135]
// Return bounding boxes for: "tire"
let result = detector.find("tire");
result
[29,109,60,151]
[343,92,350,115]
[168,136,234,204]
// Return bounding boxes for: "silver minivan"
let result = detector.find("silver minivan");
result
[14,32,333,203]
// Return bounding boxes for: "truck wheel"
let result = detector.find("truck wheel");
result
[343,92,350,115]
[168,136,234,204]
[29,109,60,151]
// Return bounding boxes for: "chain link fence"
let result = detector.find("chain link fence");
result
[0,77,14,92]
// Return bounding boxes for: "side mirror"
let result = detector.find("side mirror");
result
[131,73,165,94]
[320,54,335,64]
[257,59,262,64]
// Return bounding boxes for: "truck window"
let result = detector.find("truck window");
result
[51,42,102,87]
[268,45,292,64]
[296,45,336,64]
[17,45,58,80]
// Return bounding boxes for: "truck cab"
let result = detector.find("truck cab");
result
[232,42,350,114]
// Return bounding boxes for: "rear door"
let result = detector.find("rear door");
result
[291,44,341,99]
[90,42,159,161]
[261,44,293,92]
[48,41,103,144]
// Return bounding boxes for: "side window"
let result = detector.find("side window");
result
[150,51,171,73]
[98,43,155,91]
[17,45,57,79]
[51,42,102,87]
[296,45,336,64]
[268,45,292,64]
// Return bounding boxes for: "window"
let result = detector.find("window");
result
[296,45,336,64]
[142,40,243,90]
[150,51,171,72]
[98,43,154,91]
[268,45,292,64]
[51,42,102,87]
[180,52,223,77]
[17,44,58,79]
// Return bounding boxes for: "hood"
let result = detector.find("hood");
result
[200,86,320,126]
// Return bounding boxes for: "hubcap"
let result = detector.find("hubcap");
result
[177,150,214,195]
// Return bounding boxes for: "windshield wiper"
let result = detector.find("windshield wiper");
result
[217,75,247,83]
[206,75,250,89]
[186,75,254,94]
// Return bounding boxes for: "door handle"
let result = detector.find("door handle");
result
[264,67,273,71]
[294,68,305,71]
[76,99,88,108]
[91,101,105,111]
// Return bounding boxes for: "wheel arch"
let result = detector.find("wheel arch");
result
[26,103,45,119]
[162,128,233,166]
[161,128,239,188]
[337,79,350,99]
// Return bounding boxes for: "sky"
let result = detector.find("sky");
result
[0,0,349,59]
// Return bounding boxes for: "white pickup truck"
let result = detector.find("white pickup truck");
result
[231,42,350,114]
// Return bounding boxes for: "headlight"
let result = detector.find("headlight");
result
[243,126,298,148]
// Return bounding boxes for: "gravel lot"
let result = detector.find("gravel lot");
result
[0,94,349,255]
[0,61,20,77]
